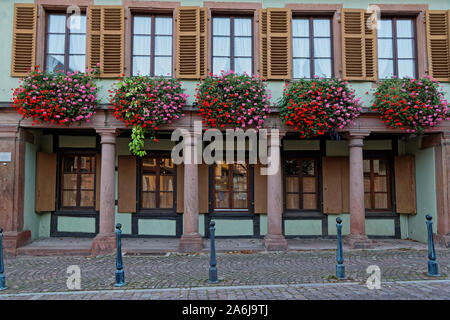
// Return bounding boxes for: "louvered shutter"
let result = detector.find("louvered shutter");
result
[394,155,416,214]
[341,9,377,81]
[426,10,450,82]
[35,152,57,212]
[259,9,268,78]
[87,6,124,78]
[199,8,208,79]
[176,7,201,79]
[11,4,37,77]
[266,8,292,80]
[118,156,136,213]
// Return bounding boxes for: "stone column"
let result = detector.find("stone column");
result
[0,126,32,256]
[435,133,450,247]
[345,132,373,249]
[264,131,288,251]
[91,128,118,256]
[179,132,203,252]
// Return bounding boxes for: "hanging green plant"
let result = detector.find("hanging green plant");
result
[109,76,188,156]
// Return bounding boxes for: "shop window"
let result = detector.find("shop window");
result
[141,157,175,209]
[284,159,319,210]
[363,159,391,210]
[213,162,249,210]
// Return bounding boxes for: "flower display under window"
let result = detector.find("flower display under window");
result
[196,71,271,130]
[12,66,98,125]
[279,78,361,138]
[371,76,449,133]
[109,76,188,156]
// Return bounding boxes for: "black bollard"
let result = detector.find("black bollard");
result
[336,218,345,279]
[426,215,440,277]
[114,223,127,287]
[0,228,6,290]
[209,221,219,283]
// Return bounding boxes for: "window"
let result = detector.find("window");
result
[284,159,319,210]
[141,157,175,209]
[60,155,95,209]
[132,15,173,76]
[212,16,253,75]
[378,18,416,79]
[213,162,249,210]
[292,17,333,79]
[46,13,87,73]
[363,159,391,210]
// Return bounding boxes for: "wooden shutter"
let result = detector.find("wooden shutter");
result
[199,8,208,79]
[260,8,291,80]
[176,164,184,213]
[35,152,56,212]
[95,153,101,211]
[341,9,377,81]
[322,157,349,214]
[254,163,267,214]
[426,10,450,82]
[11,3,37,77]
[394,155,416,214]
[118,156,136,213]
[176,7,201,79]
[87,6,124,78]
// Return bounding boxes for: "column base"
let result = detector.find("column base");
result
[3,231,31,256]
[178,233,203,252]
[91,233,116,256]
[434,233,450,248]
[344,234,373,249]
[264,234,288,251]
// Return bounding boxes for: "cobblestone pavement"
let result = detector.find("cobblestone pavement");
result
[0,249,449,299]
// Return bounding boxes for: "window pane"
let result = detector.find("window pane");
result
[398,59,415,78]
[396,20,413,38]
[303,194,317,210]
[233,192,247,209]
[378,19,392,37]
[133,35,151,55]
[233,164,247,192]
[213,36,230,56]
[63,191,77,207]
[69,34,86,54]
[155,17,172,35]
[133,57,150,76]
[80,157,93,172]
[364,177,371,192]
[215,191,229,208]
[154,56,172,76]
[134,16,151,34]
[213,17,230,36]
[314,59,332,78]
[48,15,66,33]
[234,58,252,74]
[286,177,299,193]
[142,175,156,191]
[68,15,86,34]
[374,193,388,209]
[155,36,172,55]
[374,176,387,192]
[213,57,230,75]
[69,55,85,73]
[314,38,331,57]
[234,18,252,36]
[64,156,77,172]
[47,34,65,54]
[285,160,299,175]
[302,160,315,176]
[142,192,156,208]
[160,175,174,192]
[286,194,300,209]
[63,174,77,189]
[81,174,94,189]
[234,37,252,56]
[364,193,371,208]
[292,19,309,37]
[80,191,94,207]
[378,59,394,79]
[293,58,310,78]
[293,38,309,58]
[46,55,65,72]
[363,160,371,173]
[303,177,316,193]
[159,192,173,208]
[313,19,330,37]
[378,39,393,58]
[397,39,414,59]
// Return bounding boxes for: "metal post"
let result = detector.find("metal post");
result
[426,215,440,277]
[336,218,345,279]
[209,221,219,283]
[0,228,6,291]
[114,223,126,287]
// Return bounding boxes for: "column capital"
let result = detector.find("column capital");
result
[96,128,118,144]
[346,130,371,139]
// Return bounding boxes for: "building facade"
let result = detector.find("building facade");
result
[0,0,449,255]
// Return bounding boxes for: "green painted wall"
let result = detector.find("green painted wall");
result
[59,136,96,148]
[328,214,350,236]
[57,216,96,233]
[138,219,177,236]
[366,219,395,236]
[260,215,267,236]
[284,219,322,236]
[214,219,253,236]
[23,142,39,240]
